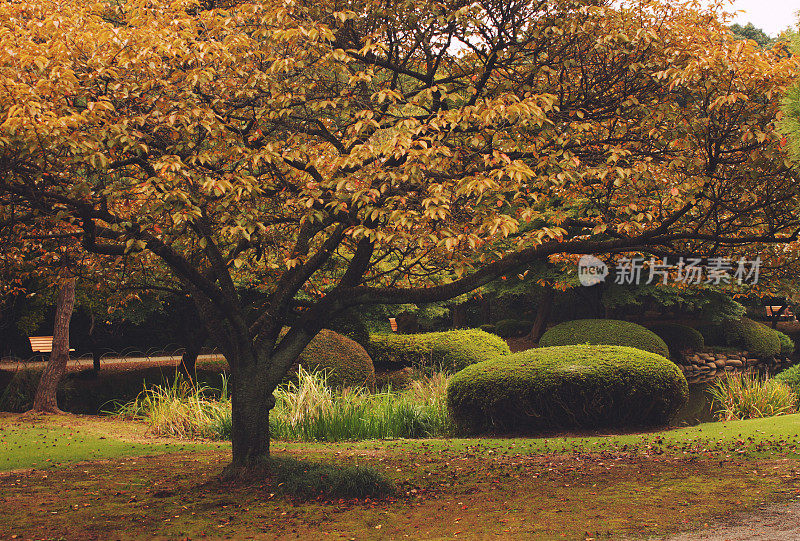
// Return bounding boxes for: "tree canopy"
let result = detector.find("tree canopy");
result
[1,0,799,471]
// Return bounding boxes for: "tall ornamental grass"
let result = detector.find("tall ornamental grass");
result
[708,374,798,421]
[116,366,452,441]
[115,375,232,440]
[270,367,452,441]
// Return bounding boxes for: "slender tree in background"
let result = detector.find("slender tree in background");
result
[31,276,77,413]
[1,0,800,474]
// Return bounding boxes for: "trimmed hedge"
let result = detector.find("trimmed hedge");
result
[479,324,496,334]
[367,329,511,373]
[777,330,796,356]
[539,319,670,359]
[295,329,375,388]
[648,323,704,357]
[695,318,782,358]
[447,345,688,432]
[721,318,781,358]
[494,319,533,338]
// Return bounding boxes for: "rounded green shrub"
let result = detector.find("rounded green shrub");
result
[295,329,375,388]
[539,319,670,359]
[648,323,704,357]
[494,319,534,338]
[447,345,688,432]
[367,329,511,373]
[776,331,795,356]
[775,363,800,393]
[721,318,781,358]
[479,323,496,334]
[325,311,370,347]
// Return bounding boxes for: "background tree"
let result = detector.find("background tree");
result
[730,23,773,48]
[31,276,77,413]
[1,0,799,474]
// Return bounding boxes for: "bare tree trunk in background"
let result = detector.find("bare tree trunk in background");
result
[480,296,491,324]
[31,277,77,413]
[178,326,207,379]
[87,309,101,373]
[451,303,468,329]
[527,285,554,342]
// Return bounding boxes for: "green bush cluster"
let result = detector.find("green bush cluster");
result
[367,329,511,373]
[776,331,796,356]
[648,323,704,357]
[775,363,800,393]
[478,323,496,334]
[539,319,670,359]
[446,345,688,433]
[695,318,784,358]
[493,319,533,338]
[295,329,375,388]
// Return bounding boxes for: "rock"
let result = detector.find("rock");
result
[714,359,727,368]
[727,359,743,367]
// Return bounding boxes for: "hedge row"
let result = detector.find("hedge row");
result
[446,345,688,432]
[696,317,785,358]
[367,329,511,373]
[648,323,705,358]
[539,319,670,359]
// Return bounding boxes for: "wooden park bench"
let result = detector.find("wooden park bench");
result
[766,306,797,321]
[28,336,75,357]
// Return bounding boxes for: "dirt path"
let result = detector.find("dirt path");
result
[0,353,225,372]
[662,499,800,540]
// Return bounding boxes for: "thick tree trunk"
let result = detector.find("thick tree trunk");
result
[223,365,275,478]
[31,277,77,413]
[528,286,554,342]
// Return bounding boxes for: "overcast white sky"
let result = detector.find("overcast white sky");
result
[727,0,799,36]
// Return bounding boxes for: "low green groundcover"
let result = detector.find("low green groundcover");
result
[539,319,670,359]
[367,329,510,373]
[447,344,688,432]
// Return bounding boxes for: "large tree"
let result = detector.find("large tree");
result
[1,0,799,474]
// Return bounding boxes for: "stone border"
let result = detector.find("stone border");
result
[676,350,794,384]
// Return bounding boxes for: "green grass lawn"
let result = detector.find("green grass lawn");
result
[278,413,800,459]
[0,414,220,471]
[3,413,800,539]
[4,412,800,472]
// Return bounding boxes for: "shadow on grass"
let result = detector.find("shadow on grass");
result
[213,456,395,501]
